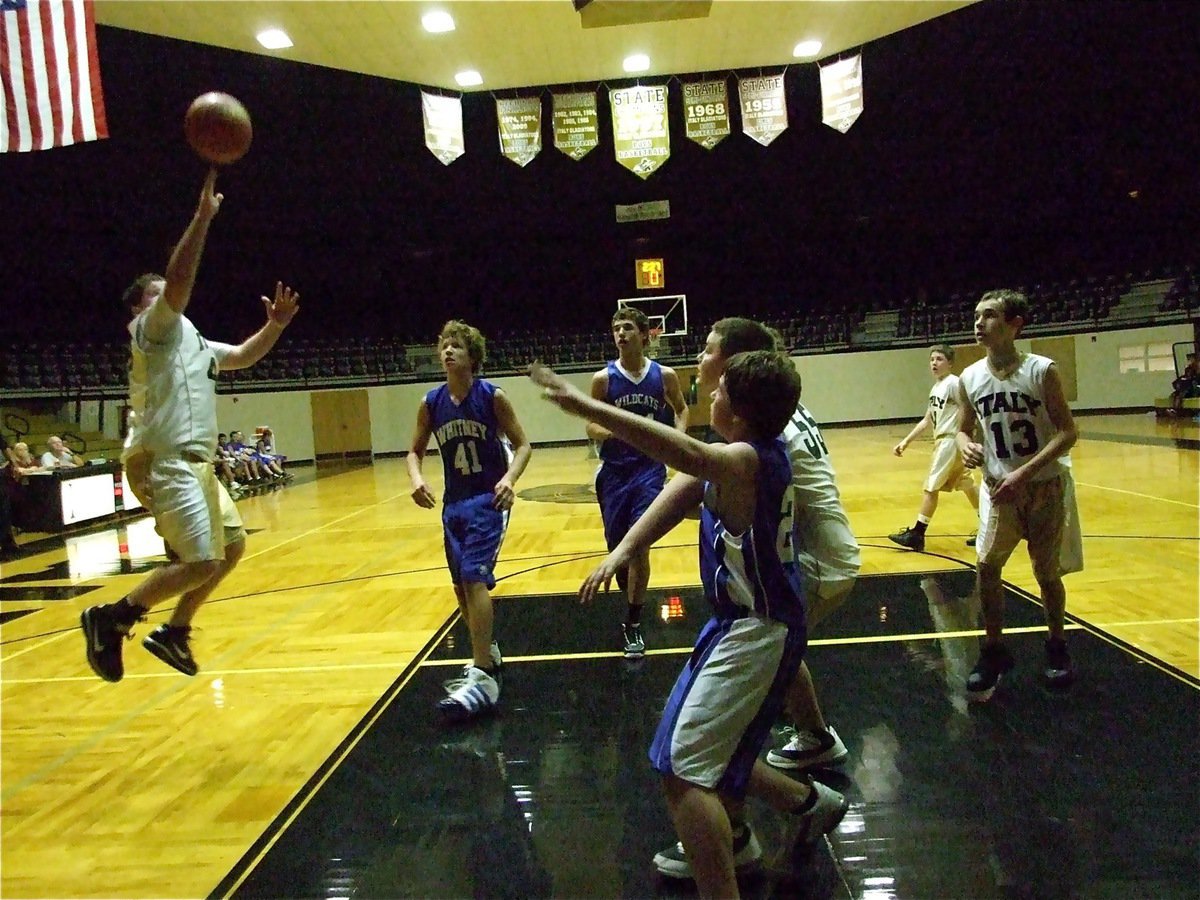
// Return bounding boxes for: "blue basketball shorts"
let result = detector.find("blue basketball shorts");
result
[649,613,807,800]
[442,493,509,589]
[595,462,666,552]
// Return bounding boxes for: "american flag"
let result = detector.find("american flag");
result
[1,0,107,152]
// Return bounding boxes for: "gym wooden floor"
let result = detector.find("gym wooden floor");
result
[1,412,1196,899]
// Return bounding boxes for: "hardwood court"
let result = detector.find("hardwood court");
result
[1,413,1195,898]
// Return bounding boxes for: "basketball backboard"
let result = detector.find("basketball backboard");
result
[616,294,688,337]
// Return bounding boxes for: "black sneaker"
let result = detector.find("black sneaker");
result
[966,643,1015,702]
[653,822,762,879]
[622,624,645,659]
[81,604,135,682]
[143,624,199,676]
[1044,638,1074,689]
[888,526,925,552]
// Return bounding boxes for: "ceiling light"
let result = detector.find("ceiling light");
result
[422,11,455,33]
[623,54,650,73]
[256,29,293,50]
[455,70,483,87]
[793,39,822,58]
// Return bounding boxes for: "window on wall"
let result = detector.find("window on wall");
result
[1120,342,1178,374]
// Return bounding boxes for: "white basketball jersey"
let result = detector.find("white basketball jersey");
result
[959,352,1068,484]
[124,307,233,460]
[784,403,861,581]
[929,374,963,439]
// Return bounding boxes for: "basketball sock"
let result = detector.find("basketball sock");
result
[111,597,147,626]
[913,519,929,534]
[626,603,644,627]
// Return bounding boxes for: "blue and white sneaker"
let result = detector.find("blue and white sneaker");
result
[438,665,500,722]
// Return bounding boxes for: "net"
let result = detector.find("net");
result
[647,327,663,359]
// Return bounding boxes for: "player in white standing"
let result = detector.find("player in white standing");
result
[956,289,1081,701]
[693,318,861,776]
[80,169,300,682]
[889,344,980,551]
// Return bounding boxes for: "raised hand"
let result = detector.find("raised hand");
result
[197,167,223,221]
[262,282,300,327]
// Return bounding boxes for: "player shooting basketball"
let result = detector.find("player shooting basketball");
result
[81,169,299,682]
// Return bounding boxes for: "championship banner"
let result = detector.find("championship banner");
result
[820,54,864,133]
[737,74,788,147]
[496,96,541,167]
[609,84,670,179]
[552,91,599,160]
[421,90,464,165]
[682,80,730,150]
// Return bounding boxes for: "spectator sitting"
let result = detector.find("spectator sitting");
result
[41,435,83,468]
[1170,352,1199,416]
[254,427,290,481]
[10,442,46,475]
[214,433,242,494]
[227,431,266,483]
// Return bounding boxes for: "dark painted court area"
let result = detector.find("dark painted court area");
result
[227,571,1199,899]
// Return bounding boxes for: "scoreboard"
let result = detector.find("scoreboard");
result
[635,258,664,290]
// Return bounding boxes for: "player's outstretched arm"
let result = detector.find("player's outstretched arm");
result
[407,403,436,509]
[492,389,532,511]
[532,363,726,483]
[221,282,300,370]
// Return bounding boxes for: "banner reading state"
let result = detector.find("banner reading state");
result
[552,91,599,160]
[737,74,788,146]
[496,96,541,167]
[820,54,864,133]
[682,80,731,150]
[421,91,464,165]
[609,84,670,179]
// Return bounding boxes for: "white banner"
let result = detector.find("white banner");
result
[737,74,788,147]
[682,80,731,150]
[421,91,464,165]
[820,55,864,133]
[615,200,671,223]
[552,91,599,160]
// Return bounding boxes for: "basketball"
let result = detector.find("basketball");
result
[184,92,253,165]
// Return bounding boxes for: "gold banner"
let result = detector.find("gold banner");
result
[682,80,731,150]
[496,97,542,167]
[820,55,864,133]
[610,84,670,179]
[737,74,787,147]
[421,91,464,165]
[552,91,599,160]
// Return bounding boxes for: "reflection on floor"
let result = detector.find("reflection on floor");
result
[225,570,1199,899]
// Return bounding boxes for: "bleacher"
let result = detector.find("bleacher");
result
[3,265,1194,398]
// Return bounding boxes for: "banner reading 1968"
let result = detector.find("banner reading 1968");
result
[737,74,788,147]
[610,84,670,179]
[683,80,731,150]
[496,97,542,167]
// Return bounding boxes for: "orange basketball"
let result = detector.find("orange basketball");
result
[184,92,253,165]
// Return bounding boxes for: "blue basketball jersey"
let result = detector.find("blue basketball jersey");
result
[699,437,805,628]
[599,359,673,469]
[425,379,511,504]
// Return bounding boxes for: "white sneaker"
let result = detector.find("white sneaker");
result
[652,823,762,879]
[793,777,849,844]
[438,665,499,721]
[443,642,503,692]
[766,726,848,770]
